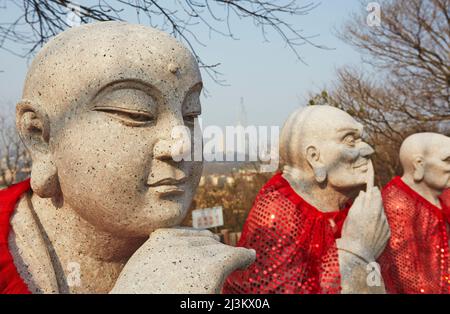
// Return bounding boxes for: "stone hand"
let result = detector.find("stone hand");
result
[336,162,391,262]
[110,227,256,294]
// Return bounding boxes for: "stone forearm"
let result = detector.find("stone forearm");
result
[338,249,386,294]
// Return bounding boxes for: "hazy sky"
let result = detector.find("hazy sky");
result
[0,1,366,128]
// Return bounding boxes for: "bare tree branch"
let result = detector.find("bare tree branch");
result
[313,0,450,186]
[0,0,328,84]
[0,110,31,187]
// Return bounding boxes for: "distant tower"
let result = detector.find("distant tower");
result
[236,97,248,161]
[237,97,248,127]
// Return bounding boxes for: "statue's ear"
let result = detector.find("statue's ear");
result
[16,101,50,152]
[306,145,327,183]
[16,101,59,198]
[412,155,425,182]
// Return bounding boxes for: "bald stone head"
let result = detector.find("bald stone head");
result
[16,22,203,237]
[400,133,450,192]
[280,105,374,191]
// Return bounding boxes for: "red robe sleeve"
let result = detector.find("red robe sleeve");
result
[0,179,31,294]
[222,173,349,294]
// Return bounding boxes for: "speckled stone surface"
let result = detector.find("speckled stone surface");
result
[111,228,255,294]
[10,21,255,294]
[279,105,390,293]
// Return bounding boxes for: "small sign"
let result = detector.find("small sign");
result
[192,206,224,229]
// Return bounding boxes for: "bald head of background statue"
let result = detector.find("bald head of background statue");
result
[16,21,203,236]
[280,105,374,210]
[400,132,450,208]
[12,22,254,294]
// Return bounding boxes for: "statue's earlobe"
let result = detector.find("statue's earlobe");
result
[412,156,425,182]
[30,158,60,198]
[306,146,327,183]
[313,167,327,183]
[16,101,60,198]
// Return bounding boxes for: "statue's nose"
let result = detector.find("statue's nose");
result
[153,139,176,161]
[153,135,190,162]
[360,142,375,157]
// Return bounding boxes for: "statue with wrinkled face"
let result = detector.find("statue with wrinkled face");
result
[7,22,254,294]
[223,105,390,294]
[282,106,391,293]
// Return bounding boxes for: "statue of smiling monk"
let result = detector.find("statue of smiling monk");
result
[0,21,255,294]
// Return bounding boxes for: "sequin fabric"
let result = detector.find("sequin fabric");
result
[222,172,349,294]
[441,189,450,211]
[378,177,450,294]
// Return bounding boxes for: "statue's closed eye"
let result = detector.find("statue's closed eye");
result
[183,112,200,128]
[91,87,158,126]
[343,134,357,147]
[94,106,155,126]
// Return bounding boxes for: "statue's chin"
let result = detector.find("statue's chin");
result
[331,181,367,197]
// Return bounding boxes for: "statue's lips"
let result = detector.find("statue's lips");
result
[147,177,186,196]
[353,161,369,171]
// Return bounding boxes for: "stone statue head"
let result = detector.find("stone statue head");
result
[280,105,374,192]
[400,132,450,193]
[15,22,203,238]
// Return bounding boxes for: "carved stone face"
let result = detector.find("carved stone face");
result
[280,105,374,191]
[313,108,374,191]
[17,22,203,237]
[421,143,450,191]
[400,133,450,195]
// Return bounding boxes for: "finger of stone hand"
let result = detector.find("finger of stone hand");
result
[153,227,217,239]
[366,160,374,194]
[181,236,221,247]
[373,187,382,211]
[374,213,390,258]
[366,187,383,222]
[349,191,365,217]
[372,188,384,224]
[375,231,389,259]
[371,192,386,254]
[220,247,256,272]
[341,191,364,235]
[203,245,256,271]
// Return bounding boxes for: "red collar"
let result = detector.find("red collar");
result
[0,179,31,294]
[270,172,350,238]
[386,176,447,221]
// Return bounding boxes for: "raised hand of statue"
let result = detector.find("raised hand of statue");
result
[336,161,391,263]
[110,228,256,294]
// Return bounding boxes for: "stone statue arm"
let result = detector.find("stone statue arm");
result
[110,228,256,294]
[337,248,386,294]
[336,163,390,294]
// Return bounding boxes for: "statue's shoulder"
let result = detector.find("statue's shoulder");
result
[9,190,59,294]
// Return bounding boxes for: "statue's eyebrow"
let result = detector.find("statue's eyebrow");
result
[336,127,363,142]
[336,127,361,134]
[91,79,162,103]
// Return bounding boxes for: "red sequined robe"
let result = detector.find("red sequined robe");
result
[222,173,350,294]
[0,179,31,294]
[441,189,450,210]
[378,177,450,294]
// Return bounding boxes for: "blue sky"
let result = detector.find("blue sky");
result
[0,1,366,128]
